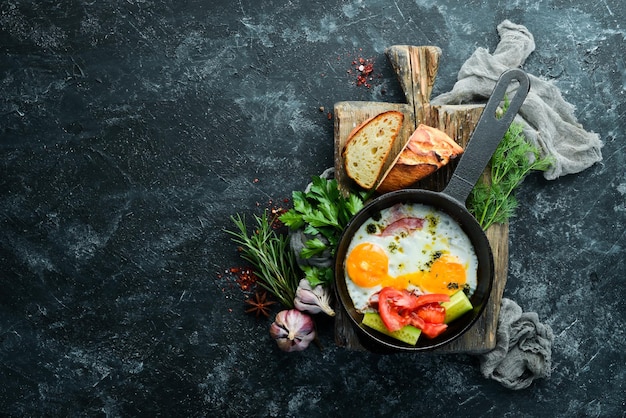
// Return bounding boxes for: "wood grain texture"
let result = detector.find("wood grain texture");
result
[386,45,441,113]
[333,45,509,354]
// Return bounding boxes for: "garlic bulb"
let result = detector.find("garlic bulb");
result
[269,309,316,352]
[294,278,335,317]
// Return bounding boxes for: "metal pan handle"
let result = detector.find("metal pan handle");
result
[442,68,530,205]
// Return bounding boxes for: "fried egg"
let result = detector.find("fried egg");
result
[344,203,478,312]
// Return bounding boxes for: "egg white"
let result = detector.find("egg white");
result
[344,203,478,312]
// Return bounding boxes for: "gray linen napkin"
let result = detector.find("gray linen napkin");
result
[431,19,603,180]
[479,298,554,390]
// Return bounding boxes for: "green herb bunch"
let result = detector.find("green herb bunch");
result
[467,121,554,230]
[225,212,300,308]
[279,176,369,286]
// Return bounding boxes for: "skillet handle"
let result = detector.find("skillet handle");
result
[442,68,530,205]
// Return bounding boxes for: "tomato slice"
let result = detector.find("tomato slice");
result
[377,287,417,332]
[377,288,450,338]
[407,311,426,330]
[414,293,450,308]
[420,322,448,339]
[416,302,446,324]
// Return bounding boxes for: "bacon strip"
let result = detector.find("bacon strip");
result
[378,217,424,237]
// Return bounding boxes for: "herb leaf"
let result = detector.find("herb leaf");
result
[302,266,334,288]
[279,176,369,285]
[300,237,328,259]
[224,212,300,308]
[468,118,554,230]
[278,210,305,230]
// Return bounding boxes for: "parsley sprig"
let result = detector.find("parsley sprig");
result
[467,121,554,230]
[280,176,370,286]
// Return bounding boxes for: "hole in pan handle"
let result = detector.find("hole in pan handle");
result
[442,68,531,205]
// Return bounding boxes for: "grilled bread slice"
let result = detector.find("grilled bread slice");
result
[376,124,464,193]
[342,110,404,190]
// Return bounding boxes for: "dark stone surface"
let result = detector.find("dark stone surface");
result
[1,0,624,416]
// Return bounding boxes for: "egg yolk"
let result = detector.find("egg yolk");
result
[346,242,392,288]
[346,244,467,295]
[400,254,467,295]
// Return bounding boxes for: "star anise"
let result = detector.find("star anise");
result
[245,291,276,318]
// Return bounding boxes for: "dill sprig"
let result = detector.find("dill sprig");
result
[225,212,300,308]
[468,121,554,230]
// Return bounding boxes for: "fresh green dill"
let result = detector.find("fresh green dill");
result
[467,119,554,230]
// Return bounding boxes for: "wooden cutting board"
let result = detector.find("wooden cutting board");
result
[333,45,508,354]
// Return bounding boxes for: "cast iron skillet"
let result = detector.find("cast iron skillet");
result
[335,69,531,352]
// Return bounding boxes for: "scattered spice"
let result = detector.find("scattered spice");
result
[355,57,375,87]
[254,198,290,229]
[339,50,382,89]
[245,291,276,318]
[269,205,288,230]
[229,266,258,292]
[317,106,332,120]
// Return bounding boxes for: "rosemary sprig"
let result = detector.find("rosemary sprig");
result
[468,121,554,230]
[225,212,300,308]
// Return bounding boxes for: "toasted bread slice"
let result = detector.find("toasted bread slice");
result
[342,110,404,190]
[376,124,464,193]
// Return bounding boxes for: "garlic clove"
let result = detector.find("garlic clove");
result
[293,278,336,317]
[269,309,316,352]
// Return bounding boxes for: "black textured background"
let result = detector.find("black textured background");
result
[1,1,624,416]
